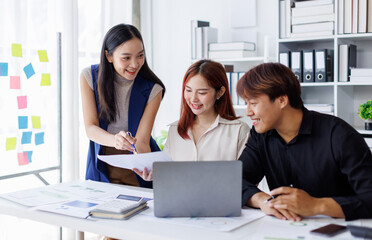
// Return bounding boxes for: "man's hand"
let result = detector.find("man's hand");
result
[249,192,302,221]
[268,187,322,217]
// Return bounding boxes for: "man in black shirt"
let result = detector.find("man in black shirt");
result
[237,63,372,221]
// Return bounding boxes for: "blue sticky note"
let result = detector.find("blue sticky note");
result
[23,63,35,79]
[18,116,28,129]
[21,131,32,144]
[0,62,8,76]
[35,132,44,145]
[25,151,33,163]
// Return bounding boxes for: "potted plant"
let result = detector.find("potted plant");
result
[358,100,372,130]
[154,130,168,150]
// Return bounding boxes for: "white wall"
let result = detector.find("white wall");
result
[144,0,278,135]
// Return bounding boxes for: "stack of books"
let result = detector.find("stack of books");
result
[339,0,372,34]
[291,0,334,38]
[208,41,256,59]
[279,0,335,38]
[349,68,372,83]
[339,44,357,82]
[226,71,247,106]
[89,195,148,220]
[304,104,334,115]
[190,20,218,59]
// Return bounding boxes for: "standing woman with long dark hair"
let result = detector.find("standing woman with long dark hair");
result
[80,24,165,188]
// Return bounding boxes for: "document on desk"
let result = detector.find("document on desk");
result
[97,151,172,171]
[137,202,265,232]
[0,180,111,207]
[0,180,153,208]
[33,181,154,218]
[251,215,362,240]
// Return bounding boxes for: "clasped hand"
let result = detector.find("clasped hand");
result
[260,187,319,221]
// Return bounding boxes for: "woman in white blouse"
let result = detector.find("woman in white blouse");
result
[134,59,250,180]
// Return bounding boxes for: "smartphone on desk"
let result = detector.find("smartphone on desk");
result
[93,194,145,214]
[310,224,347,237]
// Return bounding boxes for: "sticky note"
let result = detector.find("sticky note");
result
[0,62,8,76]
[21,131,32,144]
[25,151,33,163]
[17,152,29,166]
[40,73,51,86]
[35,132,44,145]
[32,116,41,129]
[23,63,35,79]
[6,137,17,150]
[12,43,22,57]
[10,76,21,89]
[17,96,27,109]
[38,50,49,62]
[18,116,28,129]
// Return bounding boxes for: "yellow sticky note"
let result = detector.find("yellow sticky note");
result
[41,73,51,86]
[12,43,22,57]
[38,50,49,62]
[32,116,41,129]
[6,137,17,150]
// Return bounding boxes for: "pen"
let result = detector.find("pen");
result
[264,184,293,204]
[263,195,278,203]
[126,131,137,154]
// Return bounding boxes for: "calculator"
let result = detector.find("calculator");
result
[94,194,145,213]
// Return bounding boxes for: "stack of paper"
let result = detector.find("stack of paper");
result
[305,104,334,115]
[208,41,256,59]
[349,68,372,83]
[290,0,334,38]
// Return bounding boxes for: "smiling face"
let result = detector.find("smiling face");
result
[245,94,284,133]
[105,37,145,80]
[184,74,221,118]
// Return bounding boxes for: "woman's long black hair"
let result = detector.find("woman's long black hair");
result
[97,23,165,123]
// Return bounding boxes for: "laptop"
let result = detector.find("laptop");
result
[153,161,242,217]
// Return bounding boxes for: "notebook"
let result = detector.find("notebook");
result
[153,161,242,217]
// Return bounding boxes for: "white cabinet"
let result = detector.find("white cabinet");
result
[278,1,372,133]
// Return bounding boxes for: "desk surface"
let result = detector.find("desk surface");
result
[0,181,371,240]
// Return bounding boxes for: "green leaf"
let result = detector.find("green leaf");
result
[154,130,168,150]
[359,100,372,120]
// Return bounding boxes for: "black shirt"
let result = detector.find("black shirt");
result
[239,107,372,221]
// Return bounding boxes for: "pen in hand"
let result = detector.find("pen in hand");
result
[264,184,293,204]
[126,131,137,154]
[263,195,278,204]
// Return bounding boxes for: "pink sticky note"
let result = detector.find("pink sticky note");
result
[17,152,29,166]
[17,96,27,109]
[10,76,21,89]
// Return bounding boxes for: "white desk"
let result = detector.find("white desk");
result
[0,181,371,240]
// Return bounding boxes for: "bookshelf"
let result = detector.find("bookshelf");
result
[278,0,372,134]
[192,39,275,110]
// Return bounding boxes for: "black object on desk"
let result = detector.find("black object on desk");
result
[347,225,372,239]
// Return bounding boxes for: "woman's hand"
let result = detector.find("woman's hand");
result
[133,168,153,181]
[113,131,137,152]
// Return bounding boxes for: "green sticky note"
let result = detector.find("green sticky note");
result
[32,116,41,129]
[38,50,49,62]
[12,43,22,57]
[41,73,51,86]
[6,137,17,150]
